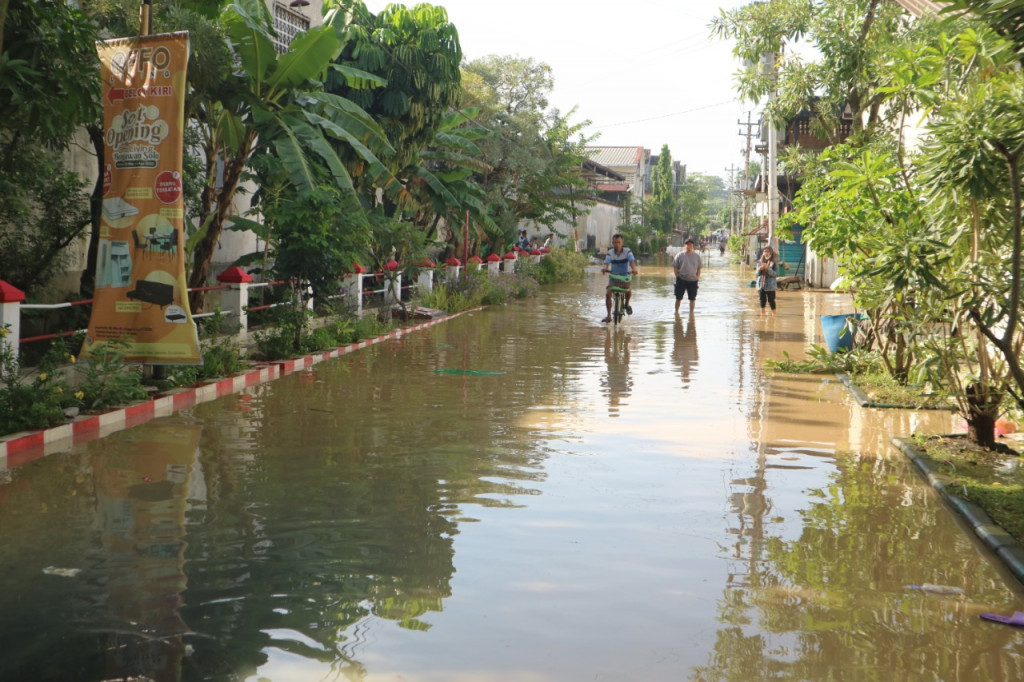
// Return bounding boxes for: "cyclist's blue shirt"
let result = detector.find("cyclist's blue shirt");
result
[604,247,635,276]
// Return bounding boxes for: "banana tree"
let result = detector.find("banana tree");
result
[187,0,394,311]
[399,108,497,253]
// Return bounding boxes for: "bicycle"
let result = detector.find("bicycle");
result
[608,273,632,325]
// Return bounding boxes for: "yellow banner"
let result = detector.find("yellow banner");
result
[86,32,200,365]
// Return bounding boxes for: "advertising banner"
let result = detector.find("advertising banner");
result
[85,32,200,365]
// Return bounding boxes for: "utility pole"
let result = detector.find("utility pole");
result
[763,51,779,247]
[738,111,756,237]
[724,164,738,236]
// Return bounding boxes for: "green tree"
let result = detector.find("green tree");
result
[326,1,463,188]
[462,55,593,252]
[326,3,503,255]
[915,33,1024,446]
[0,143,92,292]
[678,174,713,236]
[0,0,101,296]
[185,0,394,311]
[0,0,100,145]
[648,144,679,235]
[713,0,934,142]
[770,10,1021,448]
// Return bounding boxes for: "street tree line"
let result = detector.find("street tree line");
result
[0,0,599,310]
[619,143,730,255]
[715,0,1024,448]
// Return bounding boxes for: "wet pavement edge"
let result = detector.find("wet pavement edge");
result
[0,308,482,468]
[892,436,1024,590]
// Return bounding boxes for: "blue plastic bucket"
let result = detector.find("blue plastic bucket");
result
[820,314,855,353]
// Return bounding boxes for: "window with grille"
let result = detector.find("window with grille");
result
[273,4,310,54]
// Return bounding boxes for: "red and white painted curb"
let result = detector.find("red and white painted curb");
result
[1,310,475,470]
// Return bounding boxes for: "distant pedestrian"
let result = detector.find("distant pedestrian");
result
[672,238,701,314]
[516,230,530,251]
[756,246,778,316]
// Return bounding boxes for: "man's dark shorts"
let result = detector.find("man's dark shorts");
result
[675,278,698,301]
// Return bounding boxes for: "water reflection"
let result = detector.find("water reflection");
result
[672,311,699,389]
[2,273,1024,682]
[702,358,1023,682]
[702,449,1024,681]
[601,327,632,416]
[93,425,198,681]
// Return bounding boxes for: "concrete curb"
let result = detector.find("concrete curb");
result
[892,436,1024,589]
[0,309,478,470]
[836,372,953,411]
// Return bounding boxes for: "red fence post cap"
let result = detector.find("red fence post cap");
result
[351,263,366,274]
[0,280,27,302]
[216,266,253,284]
[503,252,517,260]
[445,257,462,266]
[486,253,501,262]
[419,258,436,268]
[386,259,400,271]
[468,255,483,264]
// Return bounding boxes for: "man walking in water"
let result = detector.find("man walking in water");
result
[601,233,638,323]
[673,237,702,314]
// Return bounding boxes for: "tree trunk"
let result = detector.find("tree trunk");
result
[965,382,998,449]
[79,124,105,298]
[187,151,248,312]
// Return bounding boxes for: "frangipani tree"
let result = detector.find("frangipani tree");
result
[915,31,1024,446]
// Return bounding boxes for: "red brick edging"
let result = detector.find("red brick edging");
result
[1,310,474,469]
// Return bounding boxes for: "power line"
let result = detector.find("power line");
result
[595,98,739,128]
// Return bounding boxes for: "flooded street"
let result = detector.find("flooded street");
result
[2,258,1024,681]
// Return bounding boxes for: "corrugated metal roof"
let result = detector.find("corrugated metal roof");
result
[892,0,944,17]
[586,146,644,168]
[596,183,629,192]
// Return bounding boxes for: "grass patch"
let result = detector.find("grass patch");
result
[916,434,1024,542]
[850,370,952,410]
[767,345,952,409]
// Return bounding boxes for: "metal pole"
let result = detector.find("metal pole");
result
[140,0,166,381]
[765,52,779,247]
[140,0,152,36]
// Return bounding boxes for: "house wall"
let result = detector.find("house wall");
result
[804,247,841,290]
[521,201,622,254]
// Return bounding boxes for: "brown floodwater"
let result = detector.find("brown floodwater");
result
[2,257,1023,682]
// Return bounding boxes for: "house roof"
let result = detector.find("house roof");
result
[892,0,945,17]
[582,159,626,182]
[585,146,645,168]
[596,183,630,192]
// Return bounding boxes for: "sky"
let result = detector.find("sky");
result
[364,0,757,183]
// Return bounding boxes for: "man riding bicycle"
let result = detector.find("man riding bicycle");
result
[601,233,639,323]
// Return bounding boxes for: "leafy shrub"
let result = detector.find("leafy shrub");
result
[351,315,390,341]
[765,344,880,374]
[251,304,310,360]
[0,327,72,435]
[421,269,538,312]
[534,247,588,285]
[74,339,148,411]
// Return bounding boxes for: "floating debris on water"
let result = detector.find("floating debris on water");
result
[43,566,82,578]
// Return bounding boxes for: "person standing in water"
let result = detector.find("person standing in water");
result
[756,245,778,316]
[672,238,701,314]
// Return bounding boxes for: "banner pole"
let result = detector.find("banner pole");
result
[140,1,152,36]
